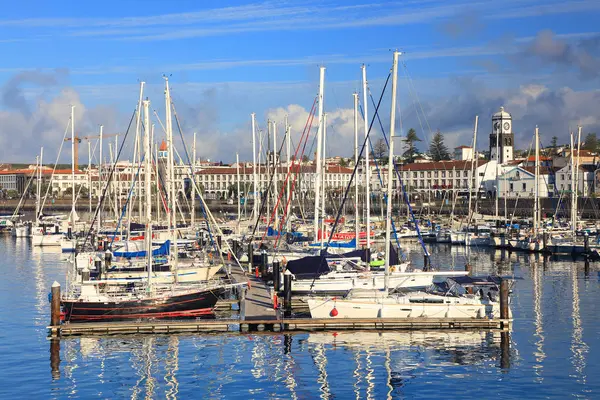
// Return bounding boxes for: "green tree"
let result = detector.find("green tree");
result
[402,128,421,163]
[583,132,598,152]
[373,138,388,160]
[550,136,558,148]
[428,130,451,161]
[339,158,348,168]
[301,155,309,163]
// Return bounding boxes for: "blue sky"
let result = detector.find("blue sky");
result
[1,0,600,163]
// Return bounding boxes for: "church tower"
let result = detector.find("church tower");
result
[489,106,514,163]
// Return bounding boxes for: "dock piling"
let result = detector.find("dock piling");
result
[273,261,281,292]
[500,279,509,323]
[283,270,292,317]
[247,242,254,274]
[50,281,61,327]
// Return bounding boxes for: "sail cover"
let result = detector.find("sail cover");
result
[113,240,170,258]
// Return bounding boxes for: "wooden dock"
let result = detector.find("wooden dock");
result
[48,317,511,337]
[229,267,278,322]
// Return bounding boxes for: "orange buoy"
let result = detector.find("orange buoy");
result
[330,307,339,317]
[273,294,279,309]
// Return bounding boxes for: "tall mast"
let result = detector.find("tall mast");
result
[313,66,325,244]
[570,131,576,237]
[37,148,43,222]
[164,77,178,275]
[236,152,241,234]
[143,99,153,290]
[285,116,291,232]
[320,113,328,246]
[97,125,103,233]
[191,131,196,227]
[467,116,479,227]
[575,125,582,234]
[495,117,500,222]
[384,51,400,292]
[273,120,278,230]
[251,113,258,228]
[136,82,145,221]
[88,141,92,214]
[362,64,371,251]
[534,125,540,236]
[353,93,359,249]
[70,105,76,233]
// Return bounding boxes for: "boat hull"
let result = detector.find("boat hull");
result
[32,233,63,246]
[308,296,507,319]
[62,287,226,322]
[291,271,468,295]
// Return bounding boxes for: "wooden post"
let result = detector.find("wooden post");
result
[283,270,292,317]
[50,338,61,379]
[216,235,222,253]
[500,331,510,371]
[465,264,473,294]
[500,279,510,321]
[238,285,246,321]
[50,281,61,327]
[273,261,281,292]
[247,242,254,274]
[584,233,589,255]
[261,251,268,279]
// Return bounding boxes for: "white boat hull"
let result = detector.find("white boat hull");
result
[308,293,508,320]
[32,233,63,246]
[292,270,469,295]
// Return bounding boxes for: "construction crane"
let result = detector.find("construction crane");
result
[64,133,119,170]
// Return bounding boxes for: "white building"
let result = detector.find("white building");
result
[497,166,554,198]
[454,146,474,161]
[555,164,595,196]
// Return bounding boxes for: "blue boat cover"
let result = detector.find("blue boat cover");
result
[113,240,171,258]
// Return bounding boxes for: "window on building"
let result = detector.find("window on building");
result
[479,173,484,177]
[427,171,431,178]
[441,171,446,177]
[464,171,468,177]
[449,171,453,177]
[522,183,526,191]
[568,184,572,191]
[509,183,514,191]
[434,171,439,177]
[420,172,424,178]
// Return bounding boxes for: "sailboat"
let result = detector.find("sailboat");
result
[307,52,510,320]
[62,92,229,322]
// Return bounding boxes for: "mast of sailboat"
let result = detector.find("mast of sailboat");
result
[362,64,371,252]
[285,116,291,232]
[70,105,76,235]
[164,77,179,277]
[570,131,576,238]
[143,98,153,291]
[273,120,278,230]
[236,152,241,234]
[251,113,258,228]
[88,141,92,214]
[321,113,328,244]
[495,117,500,223]
[36,148,43,222]
[574,125,582,235]
[353,93,360,250]
[467,116,479,229]
[136,82,145,222]
[191,131,196,227]
[534,126,540,236]
[314,66,325,246]
[384,50,400,292]
[97,125,103,233]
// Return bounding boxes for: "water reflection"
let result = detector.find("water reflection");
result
[532,258,546,383]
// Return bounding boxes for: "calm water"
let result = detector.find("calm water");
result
[0,236,599,399]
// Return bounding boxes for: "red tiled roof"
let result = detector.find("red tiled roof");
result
[196,165,353,175]
[0,168,85,175]
[396,160,488,171]
[520,166,553,175]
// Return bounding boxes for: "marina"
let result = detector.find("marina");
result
[1,1,600,397]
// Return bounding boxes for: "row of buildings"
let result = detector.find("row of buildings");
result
[1,107,598,202]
